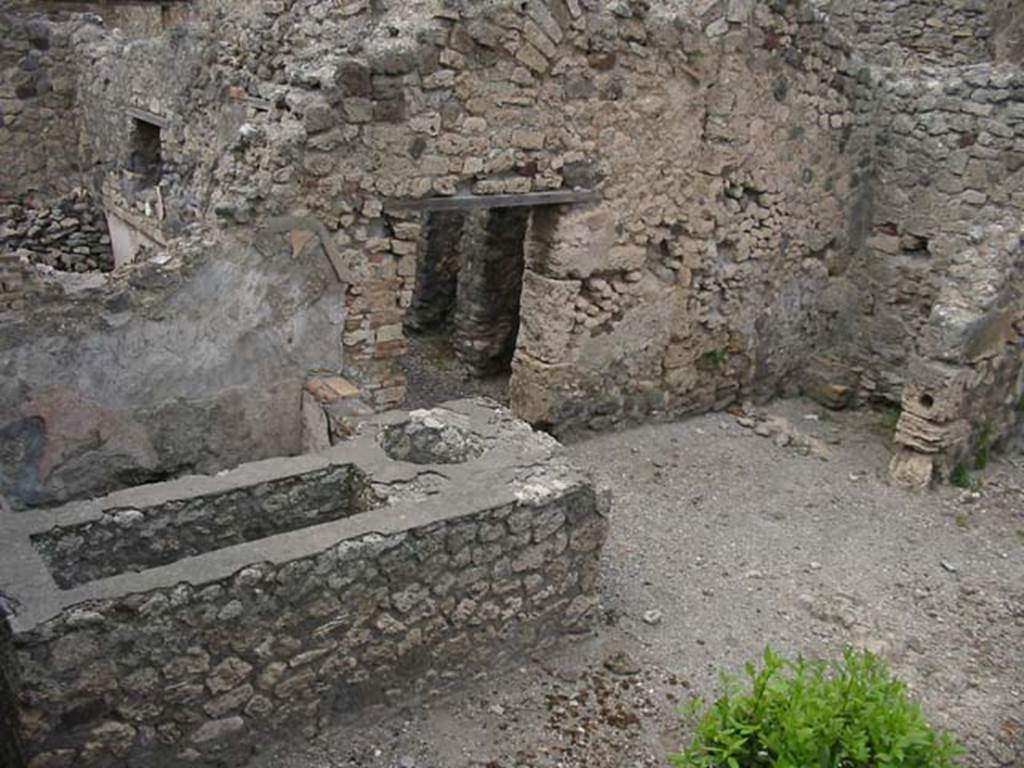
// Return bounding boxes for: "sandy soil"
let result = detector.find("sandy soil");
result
[254,399,1024,768]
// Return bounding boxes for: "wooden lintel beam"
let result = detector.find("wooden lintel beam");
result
[126,106,170,129]
[385,189,600,213]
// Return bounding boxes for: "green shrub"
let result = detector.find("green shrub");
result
[949,463,972,489]
[879,405,902,435]
[701,348,730,368]
[671,647,961,768]
[973,423,994,471]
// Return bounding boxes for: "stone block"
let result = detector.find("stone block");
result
[517,271,580,364]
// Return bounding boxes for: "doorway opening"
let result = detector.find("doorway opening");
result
[129,117,163,188]
[402,206,531,408]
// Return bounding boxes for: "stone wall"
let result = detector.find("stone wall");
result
[251,0,856,429]
[1,190,114,272]
[0,400,608,768]
[32,464,380,589]
[75,22,217,239]
[822,66,1024,400]
[0,6,89,197]
[1,0,1020,492]
[822,0,996,67]
[0,225,349,508]
[0,252,26,311]
[808,2,1024,485]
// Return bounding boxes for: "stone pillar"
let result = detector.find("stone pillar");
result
[453,208,530,377]
[509,205,588,427]
[405,211,466,333]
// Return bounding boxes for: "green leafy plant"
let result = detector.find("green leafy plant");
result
[876,403,902,436]
[973,423,993,471]
[949,463,972,489]
[671,647,961,768]
[701,348,730,367]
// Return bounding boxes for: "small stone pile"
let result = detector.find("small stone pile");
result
[0,190,114,272]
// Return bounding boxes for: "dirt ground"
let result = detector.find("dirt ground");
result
[399,332,511,411]
[254,399,1024,768]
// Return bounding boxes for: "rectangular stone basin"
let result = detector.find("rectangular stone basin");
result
[31,465,379,589]
[0,399,609,768]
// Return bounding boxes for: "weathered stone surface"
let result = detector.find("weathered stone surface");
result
[0,232,348,508]
[826,0,1002,68]
[889,448,935,490]
[380,408,486,464]
[300,391,332,453]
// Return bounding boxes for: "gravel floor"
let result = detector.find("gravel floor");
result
[399,331,510,410]
[254,399,1024,768]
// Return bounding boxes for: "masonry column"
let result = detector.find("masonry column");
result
[453,207,531,377]
[405,211,466,333]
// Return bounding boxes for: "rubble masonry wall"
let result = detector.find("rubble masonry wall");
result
[0,3,85,196]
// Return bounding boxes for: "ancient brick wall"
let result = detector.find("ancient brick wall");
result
[0,0,867,504]
[75,28,214,237]
[2,0,1018,494]
[825,66,1024,397]
[885,73,1024,484]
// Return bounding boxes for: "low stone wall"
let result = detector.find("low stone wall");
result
[0,252,26,311]
[0,400,608,768]
[0,191,114,273]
